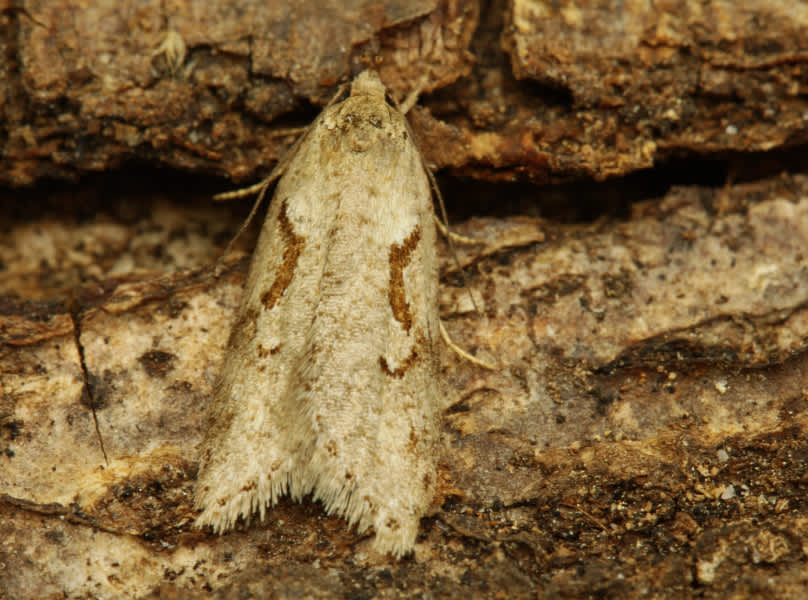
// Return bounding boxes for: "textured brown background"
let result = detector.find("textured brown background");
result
[2,0,808,598]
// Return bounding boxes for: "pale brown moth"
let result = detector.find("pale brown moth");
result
[194,71,441,557]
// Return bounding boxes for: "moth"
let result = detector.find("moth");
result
[194,70,441,557]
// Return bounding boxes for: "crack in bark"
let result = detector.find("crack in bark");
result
[71,307,109,465]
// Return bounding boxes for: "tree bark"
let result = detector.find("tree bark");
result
[2,1,808,598]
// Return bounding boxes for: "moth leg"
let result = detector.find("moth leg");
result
[432,216,481,245]
[213,180,268,202]
[213,175,272,270]
[439,321,496,370]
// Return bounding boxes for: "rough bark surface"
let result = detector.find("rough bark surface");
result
[2,172,808,598]
[1,0,476,185]
[1,0,807,185]
[2,0,808,598]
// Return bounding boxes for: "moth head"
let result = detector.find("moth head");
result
[351,70,386,100]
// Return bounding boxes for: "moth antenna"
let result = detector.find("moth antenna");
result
[428,167,496,370]
[426,167,483,316]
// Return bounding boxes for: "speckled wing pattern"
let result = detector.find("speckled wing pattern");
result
[194,71,440,557]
